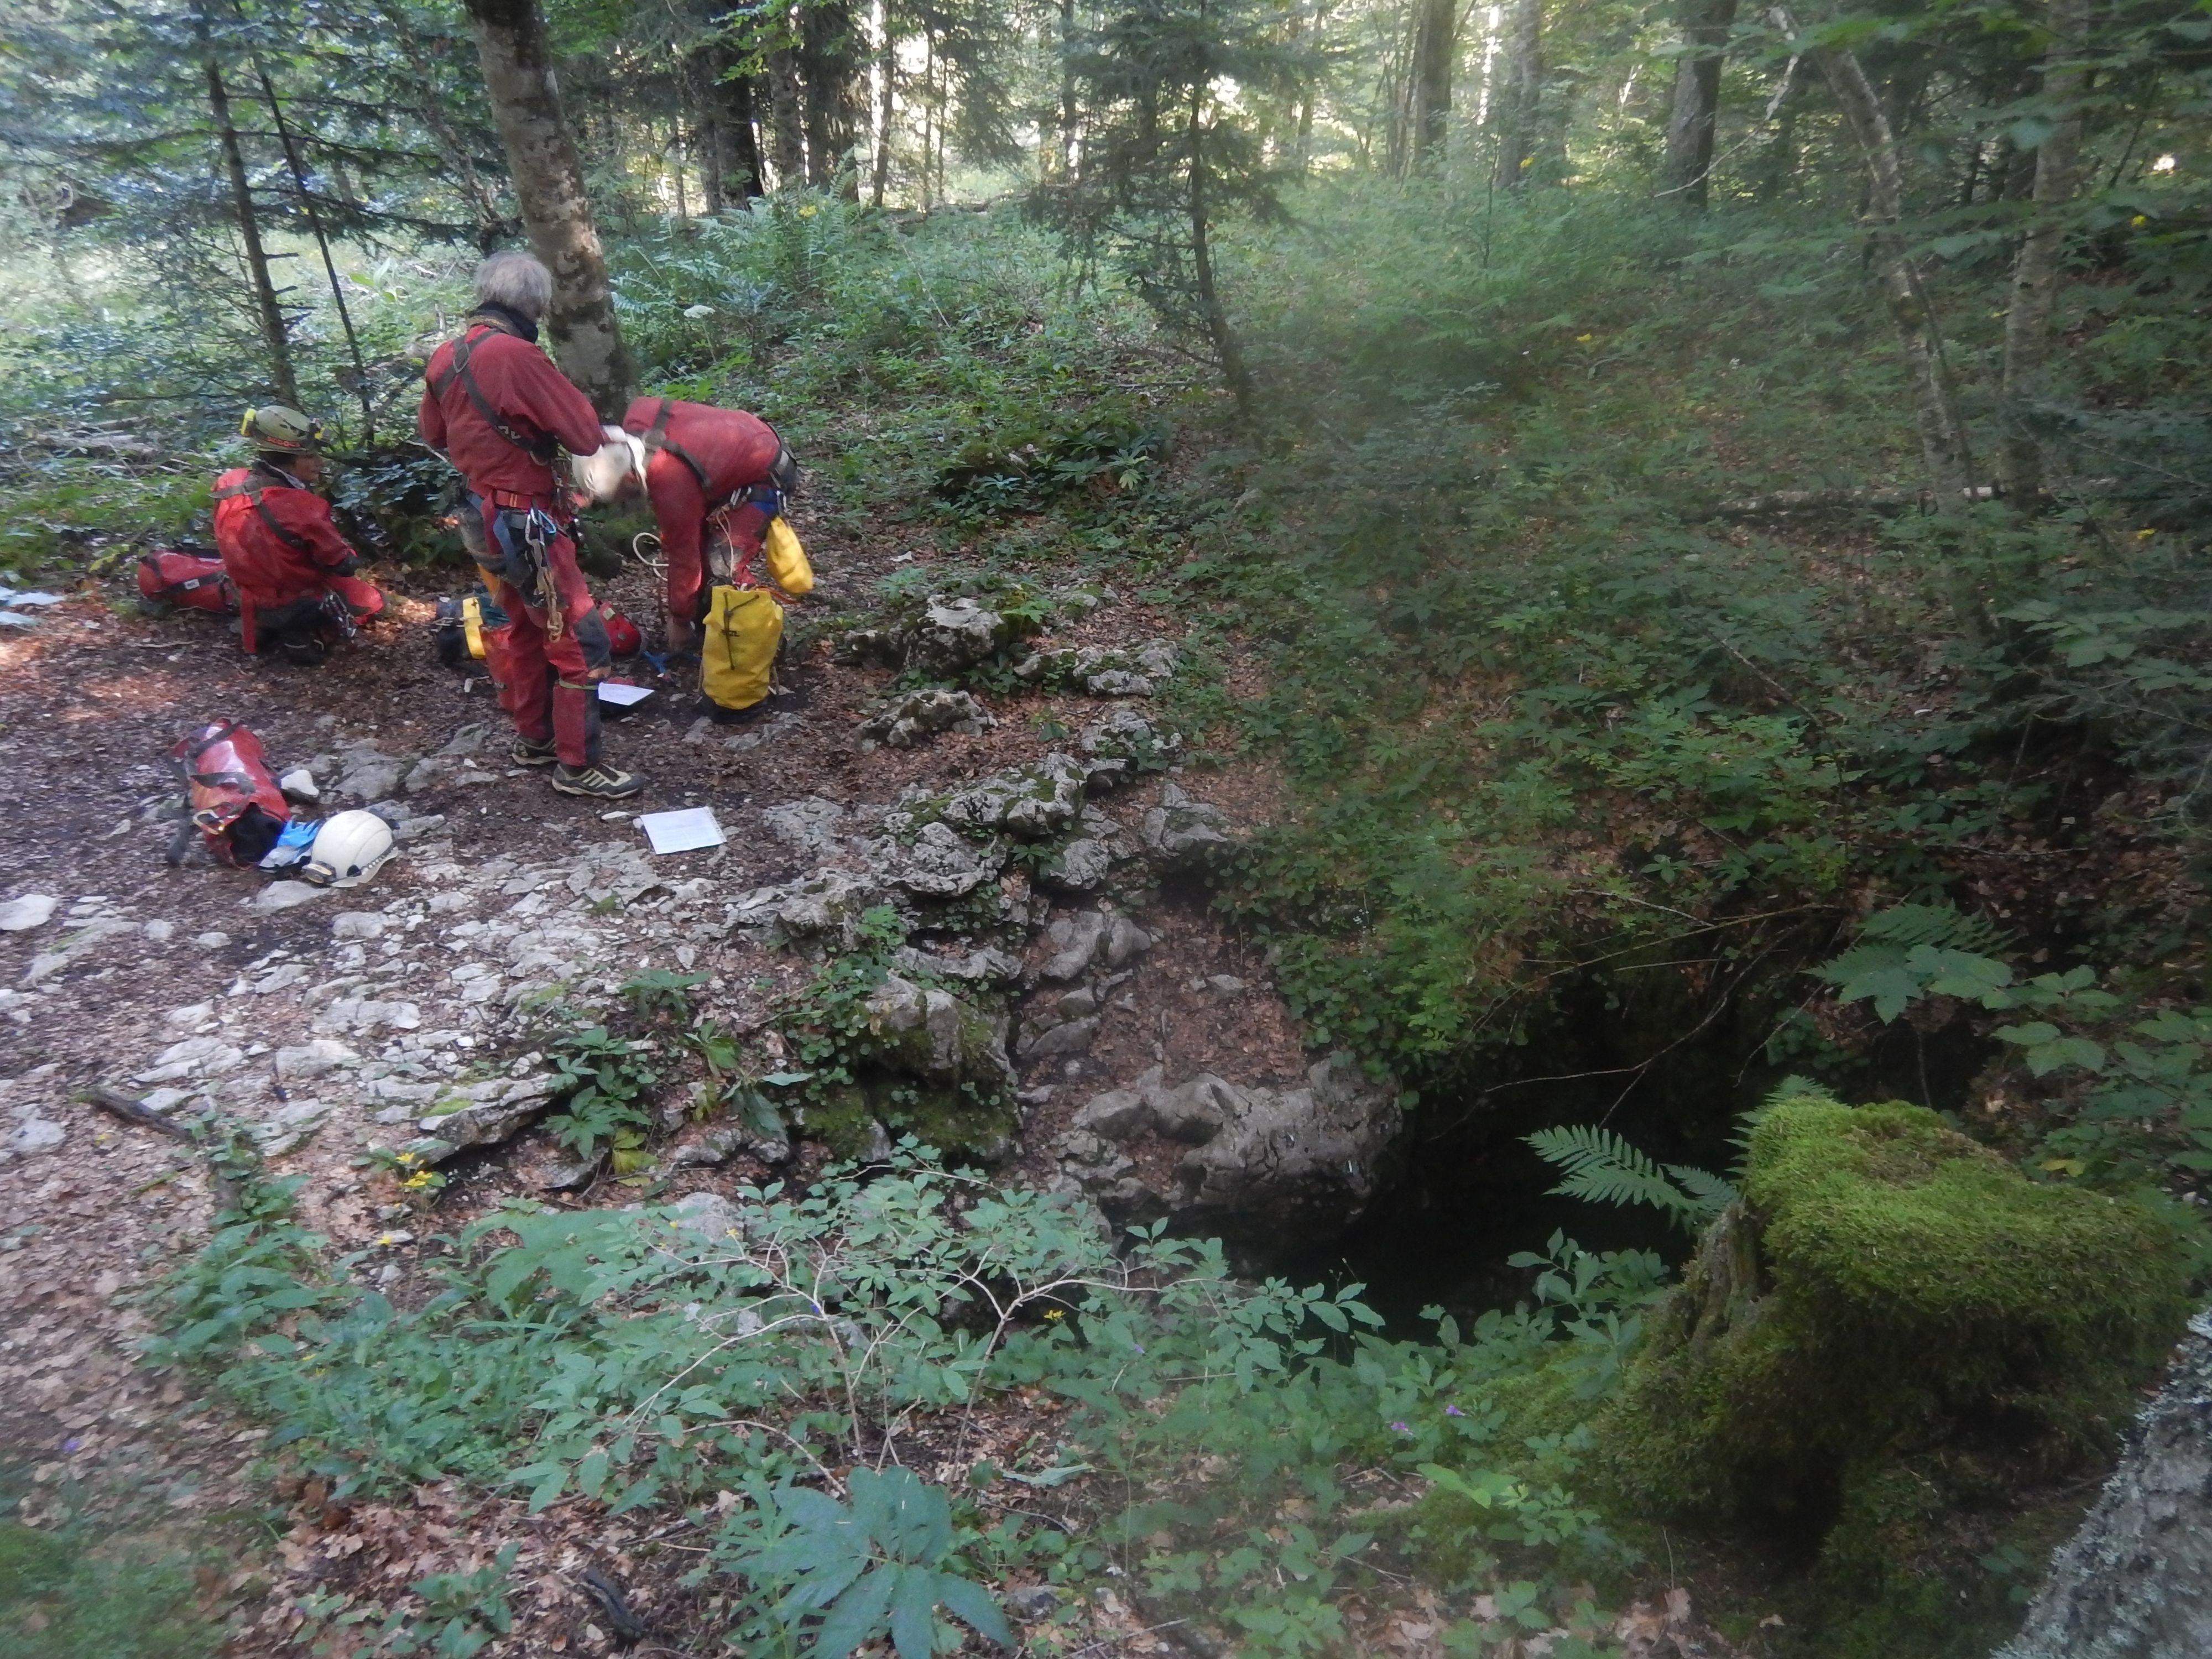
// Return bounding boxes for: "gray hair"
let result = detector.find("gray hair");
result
[474,251,552,319]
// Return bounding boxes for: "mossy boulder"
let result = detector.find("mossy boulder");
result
[1599,1089,2190,1550]
[792,974,1019,1164]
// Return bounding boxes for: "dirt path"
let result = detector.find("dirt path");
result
[0,514,1322,1651]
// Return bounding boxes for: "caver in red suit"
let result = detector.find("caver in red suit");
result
[418,304,612,770]
[619,397,791,649]
[212,461,384,664]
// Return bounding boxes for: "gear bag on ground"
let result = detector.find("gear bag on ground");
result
[702,585,780,711]
[170,721,289,866]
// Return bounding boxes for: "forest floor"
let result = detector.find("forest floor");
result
[0,500,1342,1656]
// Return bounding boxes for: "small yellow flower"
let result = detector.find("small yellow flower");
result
[1043,1308,1064,1321]
[799,204,819,217]
[376,1231,402,1245]
[401,1170,436,1190]
[1576,333,1594,343]
[2131,215,2149,228]
[2139,528,2158,539]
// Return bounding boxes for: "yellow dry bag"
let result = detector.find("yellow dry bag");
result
[461,594,487,661]
[702,585,781,711]
[763,517,814,598]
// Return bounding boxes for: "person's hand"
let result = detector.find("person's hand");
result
[666,617,699,655]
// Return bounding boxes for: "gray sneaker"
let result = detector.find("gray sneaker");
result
[510,734,559,767]
[551,762,643,800]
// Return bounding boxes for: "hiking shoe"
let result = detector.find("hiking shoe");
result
[510,733,559,767]
[277,636,328,667]
[551,761,643,800]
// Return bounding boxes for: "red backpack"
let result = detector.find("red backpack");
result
[170,721,290,867]
[137,549,237,616]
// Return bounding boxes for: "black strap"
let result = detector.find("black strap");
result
[639,398,713,491]
[214,468,315,555]
[428,329,556,462]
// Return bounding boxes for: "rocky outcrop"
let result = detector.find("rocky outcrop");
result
[1051,1054,1405,1258]
[857,688,996,751]
[1999,1307,2212,1659]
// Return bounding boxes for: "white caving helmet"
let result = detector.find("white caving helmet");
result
[300,809,398,889]
[571,424,647,502]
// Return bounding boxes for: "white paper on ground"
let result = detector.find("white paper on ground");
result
[3,591,65,607]
[638,806,725,854]
[598,681,654,707]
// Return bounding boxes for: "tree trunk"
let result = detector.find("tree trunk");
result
[872,0,896,206]
[1798,16,1971,500]
[765,48,807,187]
[1407,0,1458,169]
[1997,1308,2212,1659]
[801,0,862,195]
[1658,0,1737,205]
[461,0,635,416]
[204,50,299,407]
[688,51,725,212]
[1493,0,1543,190]
[712,63,766,203]
[670,112,689,218]
[1057,0,1079,180]
[1187,84,1253,420]
[1999,0,2090,501]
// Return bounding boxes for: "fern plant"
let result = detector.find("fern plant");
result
[1525,1125,1735,1234]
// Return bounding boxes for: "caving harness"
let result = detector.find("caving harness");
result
[213,463,319,559]
[427,326,558,463]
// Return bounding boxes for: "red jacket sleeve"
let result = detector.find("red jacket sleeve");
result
[514,351,607,457]
[648,454,708,621]
[267,489,359,571]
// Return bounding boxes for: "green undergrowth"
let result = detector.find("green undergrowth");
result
[143,1129,1693,1656]
[0,1494,225,1658]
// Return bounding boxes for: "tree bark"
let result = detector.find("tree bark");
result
[1795,13,1971,500]
[1999,0,2090,501]
[765,47,807,187]
[1998,1308,2212,1659]
[1407,0,1458,169]
[1493,0,1544,190]
[1658,0,1737,206]
[1057,0,1079,180]
[461,0,635,415]
[204,49,299,407]
[801,0,863,195]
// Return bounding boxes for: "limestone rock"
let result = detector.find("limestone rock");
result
[1149,1072,1235,1142]
[137,1036,247,1083]
[5,1114,66,1156]
[0,894,58,933]
[272,1040,357,1081]
[1171,1053,1404,1253]
[411,1073,560,1157]
[863,974,1016,1095]
[1074,1074,1157,1140]
[906,597,1030,677]
[1039,912,1109,982]
[1080,708,1182,773]
[940,754,1086,840]
[858,688,996,750]
[666,1191,748,1245]
[761,797,847,861]
[881,822,1002,899]
[251,881,328,914]
[892,945,1024,987]
[1039,838,1112,894]
[1140,781,1231,868]
[333,743,404,802]
[1018,1014,1098,1061]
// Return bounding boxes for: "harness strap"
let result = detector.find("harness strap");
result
[213,469,314,555]
[429,329,557,462]
[639,398,715,492]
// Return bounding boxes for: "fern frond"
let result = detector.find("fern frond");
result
[1857,902,2010,958]
[1527,1125,1733,1233]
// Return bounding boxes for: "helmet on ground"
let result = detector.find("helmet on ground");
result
[602,608,643,656]
[241,405,325,454]
[572,425,646,501]
[299,809,397,888]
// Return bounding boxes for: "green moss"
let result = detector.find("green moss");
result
[1600,1089,2189,1535]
